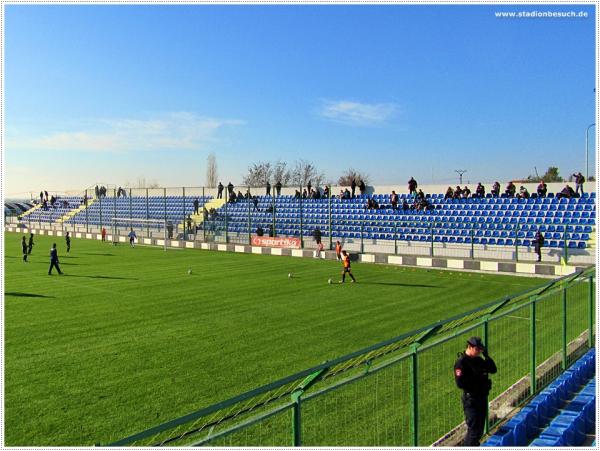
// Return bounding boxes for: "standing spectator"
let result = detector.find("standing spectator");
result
[323,185,329,198]
[252,196,259,211]
[533,230,544,262]
[573,172,585,196]
[186,215,193,233]
[22,236,28,262]
[351,179,356,198]
[101,227,107,242]
[390,190,399,209]
[65,231,71,253]
[227,182,234,197]
[302,189,308,199]
[266,181,271,196]
[128,228,137,247]
[193,198,199,215]
[475,183,485,198]
[358,179,366,195]
[313,227,324,258]
[95,186,100,198]
[307,180,312,195]
[537,181,547,197]
[48,243,63,275]
[167,221,174,239]
[505,182,516,197]
[454,337,497,446]
[202,207,209,222]
[28,233,34,255]
[217,182,224,199]
[491,181,500,197]
[44,190,49,202]
[408,177,418,196]
[275,181,282,196]
[39,191,44,204]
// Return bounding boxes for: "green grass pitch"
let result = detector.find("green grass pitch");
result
[4,231,545,445]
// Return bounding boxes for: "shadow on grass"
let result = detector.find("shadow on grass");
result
[63,274,136,280]
[81,253,116,257]
[358,281,443,288]
[5,292,55,298]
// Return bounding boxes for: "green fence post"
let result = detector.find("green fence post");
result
[360,219,364,254]
[182,187,187,241]
[530,298,537,395]
[483,316,490,435]
[394,220,398,255]
[145,188,149,238]
[248,190,251,245]
[114,188,117,238]
[515,222,519,262]
[163,188,167,239]
[409,344,419,446]
[470,224,475,259]
[291,391,302,446]
[562,227,568,264]
[299,187,304,248]
[99,195,103,233]
[224,198,228,244]
[272,190,276,237]
[562,287,568,370]
[129,188,133,231]
[589,275,595,348]
[85,189,89,233]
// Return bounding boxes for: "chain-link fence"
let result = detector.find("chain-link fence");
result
[105,267,595,447]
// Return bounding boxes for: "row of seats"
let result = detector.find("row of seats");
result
[483,348,595,446]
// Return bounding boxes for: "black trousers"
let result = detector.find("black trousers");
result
[48,261,62,275]
[462,393,487,446]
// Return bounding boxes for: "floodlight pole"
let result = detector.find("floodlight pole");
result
[585,123,595,181]
[455,170,467,185]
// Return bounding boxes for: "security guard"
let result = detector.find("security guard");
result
[454,336,497,446]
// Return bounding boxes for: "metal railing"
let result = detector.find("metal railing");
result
[105,266,595,447]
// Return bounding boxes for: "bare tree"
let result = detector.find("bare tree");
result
[338,168,370,186]
[135,177,160,189]
[243,162,273,187]
[272,161,291,186]
[206,153,218,188]
[290,159,326,188]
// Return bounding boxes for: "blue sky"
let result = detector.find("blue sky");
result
[4,4,596,196]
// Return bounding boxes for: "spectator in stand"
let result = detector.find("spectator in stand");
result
[186,216,193,234]
[217,182,224,199]
[266,181,271,196]
[302,189,308,199]
[44,190,49,201]
[402,199,410,211]
[505,182,516,197]
[295,190,301,199]
[275,181,282,196]
[227,182,234,197]
[344,188,351,199]
[445,186,454,200]
[237,190,244,200]
[307,180,312,195]
[537,181,547,197]
[351,179,356,198]
[366,198,373,209]
[391,190,399,209]
[453,186,463,199]
[358,179,366,195]
[313,228,323,258]
[167,221,174,239]
[518,186,530,199]
[533,230,545,262]
[40,191,44,203]
[416,189,425,200]
[323,185,329,198]
[50,195,56,207]
[252,196,260,211]
[203,207,209,222]
[573,172,585,196]
[408,177,418,196]
[462,186,471,198]
[475,183,485,198]
[491,181,500,197]
[557,184,576,199]
[193,198,199,214]
[372,198,379,209]
[228,191,237,203]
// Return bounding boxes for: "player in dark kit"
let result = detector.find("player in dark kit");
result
[454,337,497,446]
[22,236,28,262]
[28,233,34,255]
[65,231,71,253]
[48,243,63,275]
[339,250,356,283]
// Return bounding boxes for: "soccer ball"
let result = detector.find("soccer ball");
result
[288,273,292,278]
[188,268,192,275]
[328,278,332,284]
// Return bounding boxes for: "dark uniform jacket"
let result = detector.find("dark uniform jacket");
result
[50,248,59,263]
[454,353,497,396]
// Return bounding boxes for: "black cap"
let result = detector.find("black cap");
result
[467,336,485,349]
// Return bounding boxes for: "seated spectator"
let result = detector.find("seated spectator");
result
[295,190,301,199]
[537,181,547,197]
[339,189,345,199]
[358,179,366,195]
[372,198,379,209]
[557,184,576,199]
[453,186,463,199]
[518,186,530,199]
[444,186,454,200]
[475,183,485,198]
[228,191,237,203]
[491,181,500,197]
[462,186,471,198]
[323,185,329,198]
[402,200,410,211]
[237,190,244,200]
[343,189,351,199]
[302,189,308,199]
[390,190,398,209]
[366,198,373,210]
[416,189,425,200]
[505,181,516,197]
[256,226,264,236]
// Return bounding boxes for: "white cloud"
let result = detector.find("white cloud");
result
[6,112,244,152]
[318,100,398,126]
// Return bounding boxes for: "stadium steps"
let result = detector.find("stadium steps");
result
[178,197,226,231]
[56,198,97,224]
[18,202,44,218]
[482,348,595,447]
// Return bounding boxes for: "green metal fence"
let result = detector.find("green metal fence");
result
[105,266,595,447]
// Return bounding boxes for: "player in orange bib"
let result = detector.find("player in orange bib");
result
[340,250,356,283]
